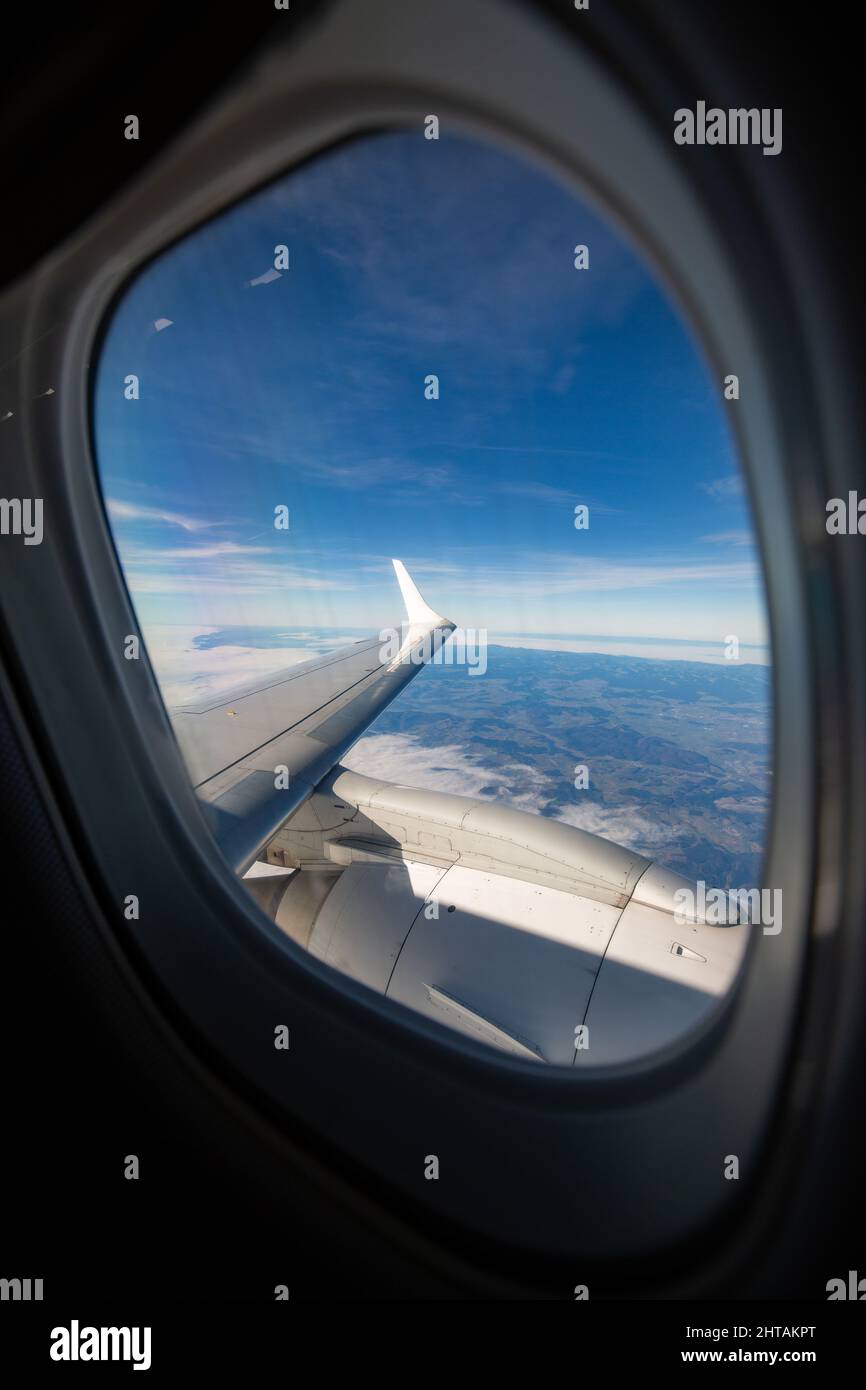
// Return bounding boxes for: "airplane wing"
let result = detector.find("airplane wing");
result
[168,560,455,874]
[169,556,749,1068]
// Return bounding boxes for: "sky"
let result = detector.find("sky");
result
[93,128,768,656]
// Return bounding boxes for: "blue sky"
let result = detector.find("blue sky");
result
[94,129,767,650]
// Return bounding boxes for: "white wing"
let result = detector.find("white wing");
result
[169,560,454,873]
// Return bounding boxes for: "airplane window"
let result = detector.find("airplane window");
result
[93,129,771,1068]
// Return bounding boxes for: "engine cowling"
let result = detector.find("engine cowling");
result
[247,766,748,1066]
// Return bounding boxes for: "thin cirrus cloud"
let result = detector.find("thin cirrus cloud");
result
[700,529,756,547]
[492,480,622,513]
[118,540,760,602]
[124,570,339,596]
[399,554,762,598]
[106,498,214,532]
[701,474,745,500]
[124,541,279,563]
[198,428,459,494]
[263,133,646,357]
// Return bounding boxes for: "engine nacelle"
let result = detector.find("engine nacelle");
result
[248,767,748,1066]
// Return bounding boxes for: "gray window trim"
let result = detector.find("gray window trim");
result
[0,0,843,1275]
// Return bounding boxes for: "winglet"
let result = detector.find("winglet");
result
[392,559,450,628]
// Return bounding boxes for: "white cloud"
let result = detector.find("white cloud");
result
[247,268,282,287]
[128,542,278,563]
[700,529,755,547]
[144,626,342,706]
[344,734,499,797]
[343,732,548,810]
[701,474,745,500]
[107,498,213,532]
[491,635,770,665]
[344,733,682,858]
[469,556,761,596]
[555,803,673,852]
[492,480,622,514]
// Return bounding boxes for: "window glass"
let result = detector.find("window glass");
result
[94,130,771,1066]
